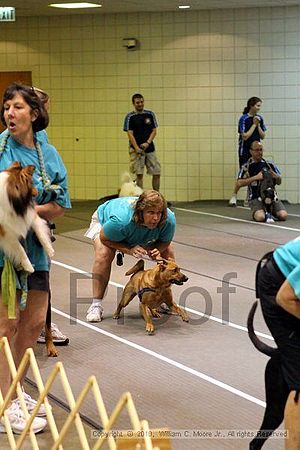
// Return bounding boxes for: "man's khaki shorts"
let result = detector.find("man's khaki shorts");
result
[250,198,286,218]
[129,148,161,176]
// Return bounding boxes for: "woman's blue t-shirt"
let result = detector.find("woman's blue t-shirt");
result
[97,197,176,248]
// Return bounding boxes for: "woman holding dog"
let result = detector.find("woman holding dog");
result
[0,83,71,433]
[256,238,300,449]
[84,190,175,322]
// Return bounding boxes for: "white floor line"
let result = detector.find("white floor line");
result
[51,305,266,409]
[52,260,274,341]
[174,207,300,232]
[184,307,274,341]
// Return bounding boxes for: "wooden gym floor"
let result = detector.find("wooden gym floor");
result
[1,198,299,449]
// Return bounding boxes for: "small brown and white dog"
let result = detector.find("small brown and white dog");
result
[0,161,54,273]
[118,172,143,197]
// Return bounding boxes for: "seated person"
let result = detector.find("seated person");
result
[84,190,176,322]
[233,141,287,223]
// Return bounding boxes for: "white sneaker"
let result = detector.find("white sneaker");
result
[16,390,47,417]
[243,199,249,207]
[37,323,69,345]
[86,304,104,322]
[228,195,237,207]
[265,213,275,223]
[0,400,47,434]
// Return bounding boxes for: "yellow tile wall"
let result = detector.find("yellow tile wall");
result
[0,6,299,201]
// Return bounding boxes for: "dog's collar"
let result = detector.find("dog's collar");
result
[137,287,155,302]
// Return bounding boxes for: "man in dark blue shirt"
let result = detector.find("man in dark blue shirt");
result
[235,141,287,222]
[123,93,161,191]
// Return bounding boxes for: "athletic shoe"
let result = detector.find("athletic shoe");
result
[243,199,249,207]
[265,213,275,223]
[15,391,48,417]
[86,304,104,322]
[228,195,237,207]
[0,400,47,434]
[37,323,69,345]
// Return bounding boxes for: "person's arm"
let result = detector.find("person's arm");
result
[140,128,157,151]
[236,171,263,188]
[268,163,281,185]
[257,123,266,140]
[258,116,266,140]
[241,116,264,141]
[242,123,257,141]
[148,241,171,260]
[269,170,281,185]
[127,130,142,153]
[35,202,65,221]
[100,228,147,258]
[276,280,300,319]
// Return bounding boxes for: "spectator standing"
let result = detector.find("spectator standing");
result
[123,93,161,191]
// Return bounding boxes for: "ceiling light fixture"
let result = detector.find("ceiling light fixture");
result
[49,2,102,9]
[178,5,191,8]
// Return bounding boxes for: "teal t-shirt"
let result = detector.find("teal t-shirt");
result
[0,134,71,271]
[97,197,176,248]
[273,236,300,298]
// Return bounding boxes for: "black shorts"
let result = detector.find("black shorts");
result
[0,270,49,292]
[257,255,300,391]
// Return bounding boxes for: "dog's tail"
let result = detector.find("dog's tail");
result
[125,259,145,276]
[247,301,279,357]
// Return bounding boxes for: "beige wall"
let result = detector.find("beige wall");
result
[0,6,299,202]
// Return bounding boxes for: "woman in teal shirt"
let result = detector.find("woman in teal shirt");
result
[84,191,176,323]
[0,83,71,434]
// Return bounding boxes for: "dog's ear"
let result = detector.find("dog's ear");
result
[32,187,38,197]
[157,259,168,270]
[8,161,22,171]
[23,165,36,176]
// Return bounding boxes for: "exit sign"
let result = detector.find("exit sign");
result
[0,7,15,22]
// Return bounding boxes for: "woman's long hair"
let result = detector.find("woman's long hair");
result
[132,190,168,227]
[243,97,262,114]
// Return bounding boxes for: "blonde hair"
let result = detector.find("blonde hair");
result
[132,190,168,227]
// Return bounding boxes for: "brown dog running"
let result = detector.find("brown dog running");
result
[113,258,189,333]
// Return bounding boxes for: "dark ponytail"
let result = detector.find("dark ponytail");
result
[243,97,262,114]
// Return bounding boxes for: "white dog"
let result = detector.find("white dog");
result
[118,172,143,197]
